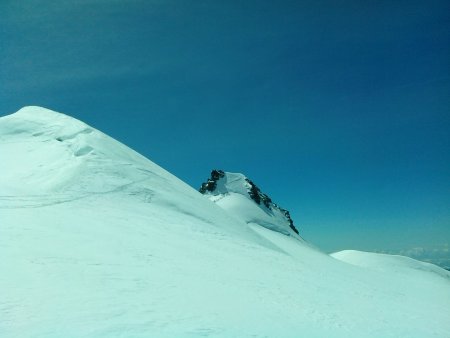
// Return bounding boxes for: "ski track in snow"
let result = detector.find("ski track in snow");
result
[0,177,155,209]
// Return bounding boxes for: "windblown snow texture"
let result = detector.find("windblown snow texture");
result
[1,107,449,338]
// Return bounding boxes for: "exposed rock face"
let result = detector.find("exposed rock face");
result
[243,177,299,235]
[199,169,225,194]
[199,170,300,236]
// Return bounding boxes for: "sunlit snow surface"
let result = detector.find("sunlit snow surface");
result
[1,107,449,338]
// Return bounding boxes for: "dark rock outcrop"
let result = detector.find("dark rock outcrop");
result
[199,169,225,194]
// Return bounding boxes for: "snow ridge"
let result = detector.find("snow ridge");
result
[200,169,300,236]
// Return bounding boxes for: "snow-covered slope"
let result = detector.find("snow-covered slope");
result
[0,107,268,243]
[1,107,450,338]
[200,170,301,238]
[332,250,450,280]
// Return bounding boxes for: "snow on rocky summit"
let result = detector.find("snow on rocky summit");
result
[200,170,300,237]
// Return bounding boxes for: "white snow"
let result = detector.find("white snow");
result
[1,106,449,338]
[332,249,450,280]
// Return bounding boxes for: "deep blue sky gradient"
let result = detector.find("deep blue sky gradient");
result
[1,0,449,256]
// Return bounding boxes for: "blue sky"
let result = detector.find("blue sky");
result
[1,1,449,258]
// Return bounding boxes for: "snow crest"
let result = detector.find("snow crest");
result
[200,170,300,237]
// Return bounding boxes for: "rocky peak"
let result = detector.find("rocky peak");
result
[199,169,225,194]
[199,169,300,235]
